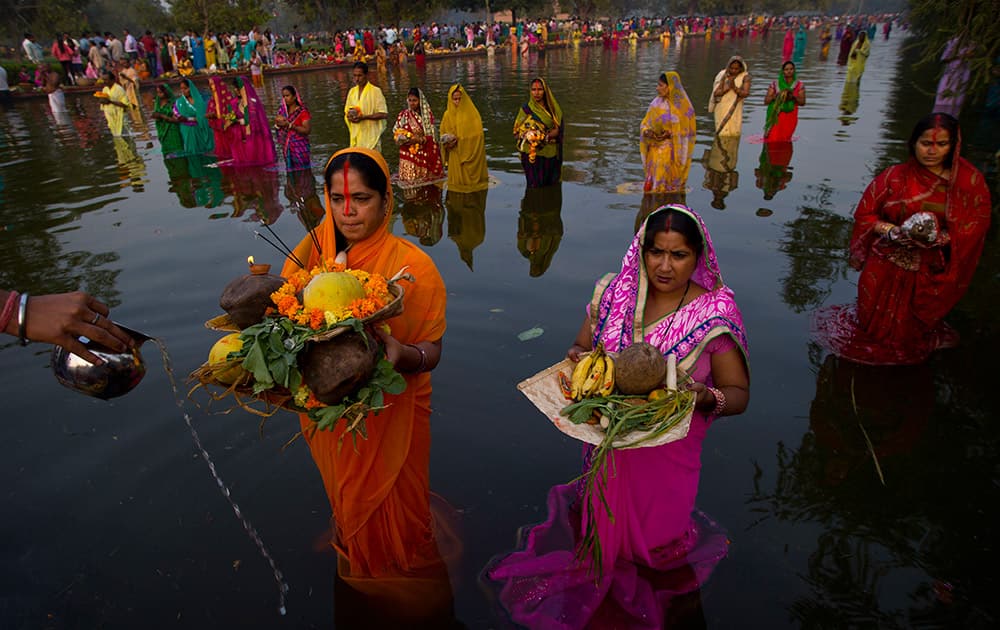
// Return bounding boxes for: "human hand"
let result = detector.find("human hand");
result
[22,292,134,364]
[685,381,714,410]
[373,325,403,367]
[566,344,589,362]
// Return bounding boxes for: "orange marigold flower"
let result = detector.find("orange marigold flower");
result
[294,311,311,326]
[304,391,324,409]
[276,294,301,317]
[309,308,325,330]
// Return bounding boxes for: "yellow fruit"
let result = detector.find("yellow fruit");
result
[208,333,246,385]
[647,388,669,402]
[302,272,366,313]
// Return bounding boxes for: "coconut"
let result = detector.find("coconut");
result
[298,330,379,405]
[615,342,667,395]
[220,271,285,329]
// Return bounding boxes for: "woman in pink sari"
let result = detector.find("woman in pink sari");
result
[229,76,277,166]
[205,76,241,161]
[486,204,750,629]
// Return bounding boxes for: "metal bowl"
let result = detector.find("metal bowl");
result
[51,325,152,400]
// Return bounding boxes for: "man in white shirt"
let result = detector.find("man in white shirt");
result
[107,33,124,62]
[123,29,138,60]
[22,33,43,63]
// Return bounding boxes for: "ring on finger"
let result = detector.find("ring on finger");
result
[91,313,101,325]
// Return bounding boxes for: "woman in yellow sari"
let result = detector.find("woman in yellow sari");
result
[846,31,871,83]
[282,148,455,620]
[514,77,563,188]
[440,84,489,193]
[640,71,697,193]
[710,55,751,136]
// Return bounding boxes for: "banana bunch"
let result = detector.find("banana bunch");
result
[570,343,616,401]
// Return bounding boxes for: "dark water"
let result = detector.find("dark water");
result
[1,33,998,629]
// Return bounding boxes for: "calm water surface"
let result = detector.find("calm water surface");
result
[1,33,998,629]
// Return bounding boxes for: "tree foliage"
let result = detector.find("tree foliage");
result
[168,0,271,34]
[907,0,1000,105]
[1,0,89,43]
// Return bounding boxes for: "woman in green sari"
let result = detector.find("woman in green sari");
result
[514,77,563,188]
[151,84,183,155]
[173,78,215,156]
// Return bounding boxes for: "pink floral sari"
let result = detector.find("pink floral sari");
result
[486,205,749,629]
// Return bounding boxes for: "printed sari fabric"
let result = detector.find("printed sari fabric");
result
[711,55,750,137]
[277,96,312,171]
[486,205,749,630]
[206,76,241,161]
[513,77,563,188]
[764,71,803,142]
[153,85,183,155]
[230,76,276,166]
[440,84,489,193]
[281,148,455,618]
[640,71,696,193]
[393,89,444,185]
[173,80,215,155]
[813,155,992,365]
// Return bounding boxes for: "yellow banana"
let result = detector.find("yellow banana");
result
[597,355,616,396]
[570,353,595,400]
[582,354,605,398]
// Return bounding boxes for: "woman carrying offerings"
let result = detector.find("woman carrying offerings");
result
[440,84,489,193]
[151,84,183,155]
[281,148,453,618]
[640,71,697,193]
[846,30,871,82]
[710,55,751,137]
[205,76,240,161]
[514,77,563,188]
[173,78,215,156]
[812,113,992,365]
[393,87,445,186]
[763,61,806,142]
[229,76,276,166]
[487,204,750,628]
[274,84,312,171]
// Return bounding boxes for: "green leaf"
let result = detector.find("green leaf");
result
[242,340,274,388]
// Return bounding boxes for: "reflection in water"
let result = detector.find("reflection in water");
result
[517,184,563,277]
[750,355,941,626]
[221,166,282,224]
[112,136,147,192]
[164,154,224,208]
[701,135,740,209]
[635,190,688,234]
[446,189,487,270]
[284,169,324,233]
[776,207,852,313]
[400,184,445,246]
[839,79,860,124]
[754,141,794,201]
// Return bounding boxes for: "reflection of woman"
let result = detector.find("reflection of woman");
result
[514,77,563,188]
[281,148,454,620]
[440,84,489,193]
[640,71,696,193]
[487,205,750,629]
[151,84,183,155]
[222,165,282,224]
[839,77,860,117]
[400,184,445,246]
[174,78,215,155]
[764,61,805,142]
[812,113,992,365]
[445,189,488,270]
[274,84,312,171]
[230,76,276,166]
[755,141,794,200]
[702,135,741,209]
[846,31,871,82]
[393,87,444,186]
[710,55,751,136]
[517,184,563,277]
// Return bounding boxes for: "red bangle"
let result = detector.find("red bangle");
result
[0,291,19,333]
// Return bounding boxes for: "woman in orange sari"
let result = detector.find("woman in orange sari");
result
[281,147,454,619]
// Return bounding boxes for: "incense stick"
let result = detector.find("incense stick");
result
[254,231,305,269]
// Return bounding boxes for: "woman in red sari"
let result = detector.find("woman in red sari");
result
[813,113,992,365]
[392,87,445,187]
